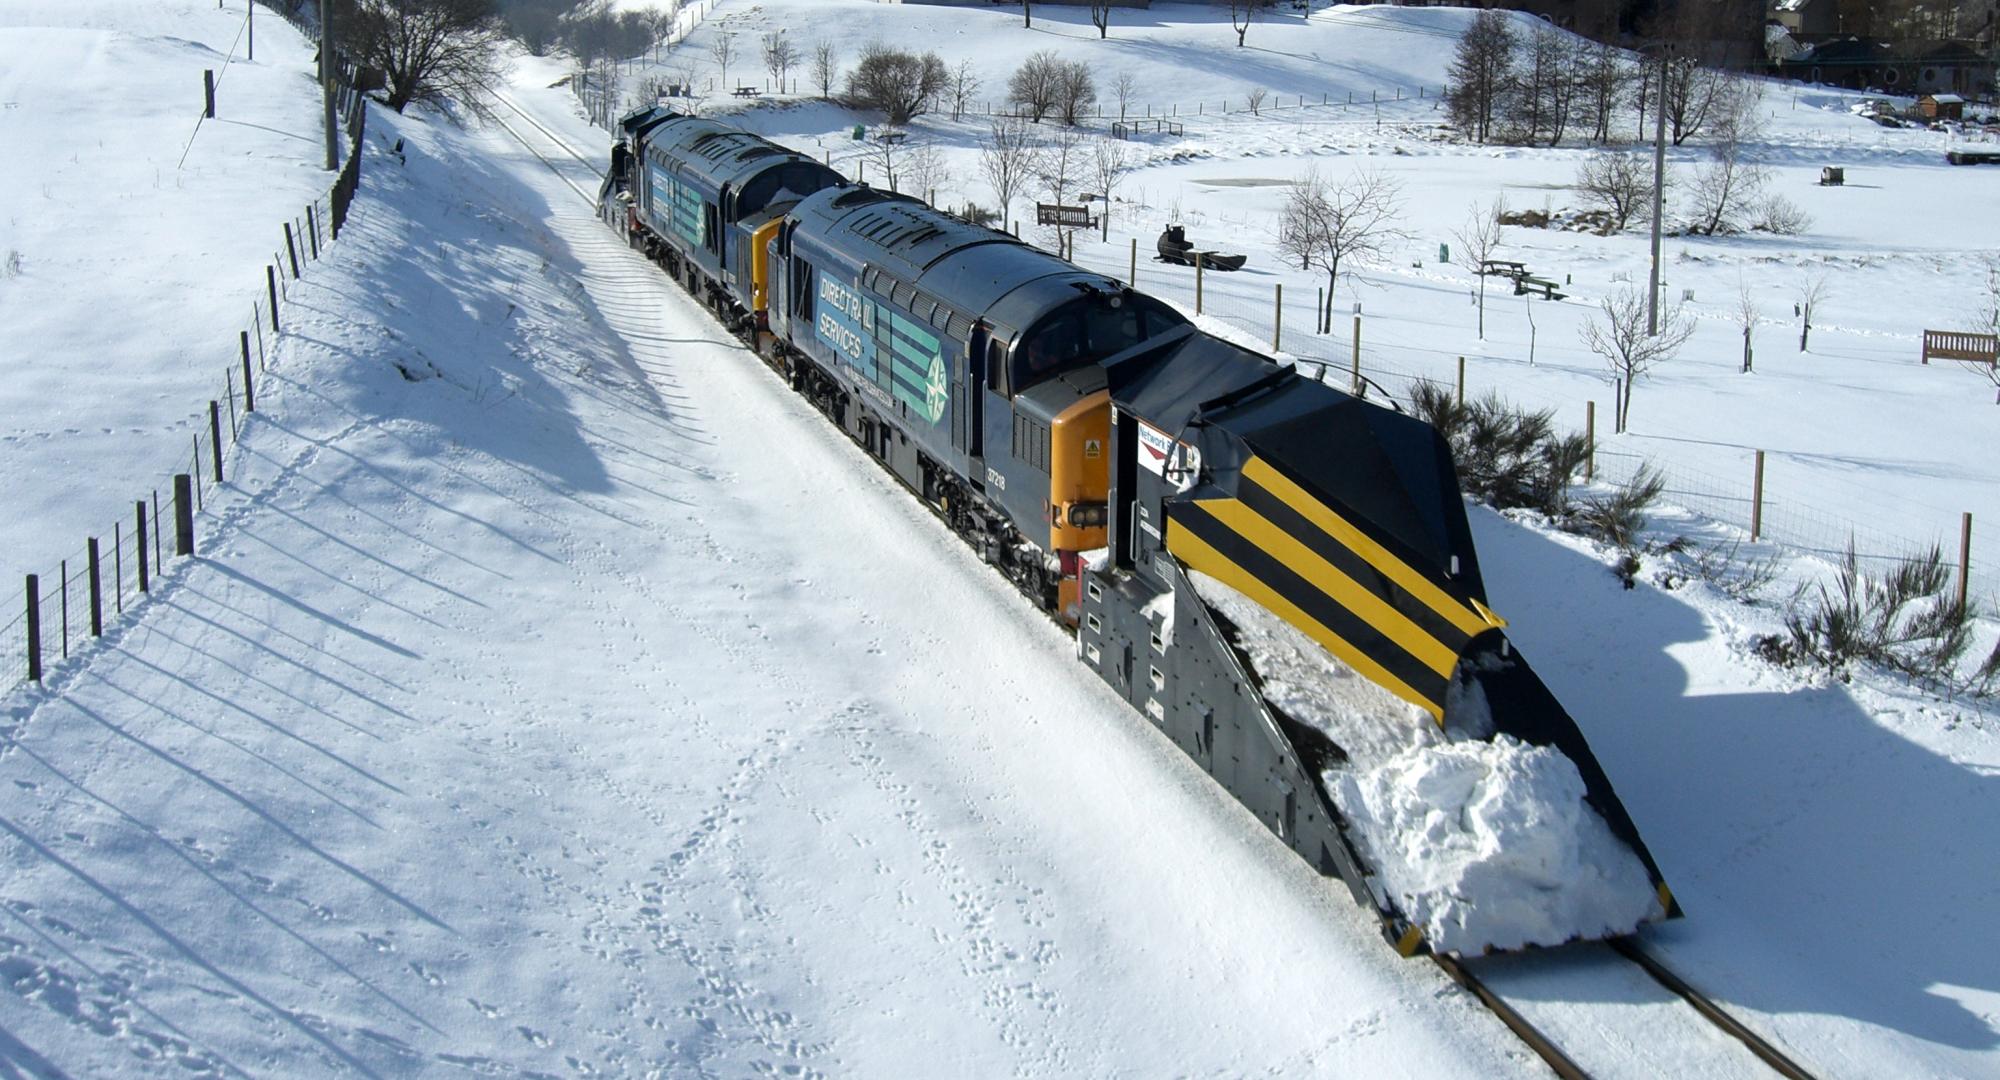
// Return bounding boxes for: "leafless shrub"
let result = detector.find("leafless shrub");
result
[1,249,21,278]
[1277,167,1407,333]
[1682,539,1783,602]
[1246,88,1267,116]
[1574,151,1657,232]
[1568,465,1665,551]
[761,31,798,88]
[1773,541,1979,690]
[845,43,948,125]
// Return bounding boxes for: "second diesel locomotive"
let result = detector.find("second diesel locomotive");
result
[600,105,1678,956]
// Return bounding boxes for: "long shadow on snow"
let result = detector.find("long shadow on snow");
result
[1466,503,1999,1052]
[311,106,700,508]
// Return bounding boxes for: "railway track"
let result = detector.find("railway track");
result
[483,94,1815,1080]
[1440,938,1817,1080]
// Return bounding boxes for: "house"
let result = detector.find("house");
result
[1921,92,1966,119]
[1769,0,1839,42]
[1777,37,1996,97]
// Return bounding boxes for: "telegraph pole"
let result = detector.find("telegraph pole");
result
[321,0,338,171]
[1647,44,1668,336]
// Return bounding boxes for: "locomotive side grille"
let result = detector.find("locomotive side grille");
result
[1013,414,1052,474]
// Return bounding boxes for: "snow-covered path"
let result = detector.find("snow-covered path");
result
[0,99,1526,1076]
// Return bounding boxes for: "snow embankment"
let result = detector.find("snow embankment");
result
[1190,570,1658,955]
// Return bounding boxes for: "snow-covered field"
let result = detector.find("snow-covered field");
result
[1,2,1998,1077]
[628,0,2000,603]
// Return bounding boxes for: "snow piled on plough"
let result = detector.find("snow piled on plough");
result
[1190,572,1659,955]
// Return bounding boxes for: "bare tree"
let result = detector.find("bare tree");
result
[1114,70,1137,121]
[1009,49,1062,122]
[1227,0,1260,47]
[1055,59,1096,125]
[1686,125,1766,235]
[1736,277,1758,373]
[846,44,948,124]
[902,138,948,204]
[1452,199,1504,338]
[1088,0,1113,38]
[1091,137,1133,233]
[1965,257,2000,403]
[336,0,504,115]
[1581,286,1696,431]
[761,31,798,90]
[1580,40,1628,145]
[1574,151,1656,231]
[1797,270,1829,352]
[810,40,839,100]
[1036,126,1087,250]
[1277,168,1408,334]
[950,59,979,121]
[1246,87,1267,116]
[980,115,1036,231]
[707,31,736,91]
[1445,9,1516,144]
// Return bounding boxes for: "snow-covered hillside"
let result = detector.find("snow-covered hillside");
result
[1,2,1998,1077]
[0,1,334,577]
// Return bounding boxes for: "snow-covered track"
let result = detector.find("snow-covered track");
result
[491,90,604,179]
[1447,942,1820,1080]
[486,93,600,205]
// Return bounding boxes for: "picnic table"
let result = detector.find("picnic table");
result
[1479,259,1527,277]
[732,86,761,98]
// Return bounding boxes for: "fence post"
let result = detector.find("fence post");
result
[307,204,320,260]
[284,222,301,278]
[241,331,255,411]
[1350,312,1361,395]
[59,560,67,658]
[152,491,162,570]
[114,524,122,614]
[267,266,281,333]
[204,70,216,119]
[1129,236,1137,285]
[1272,283,1282,352]
[174,475,195,556]
[87,538,103,638]
[1456,355,1465,407]
[1585,401,1596,481]
[209,402,224,482]
[1958,512,1973,610]
[1195,253,1204,315]
[136,502,150,593]
[1750,450,1766,541]
[24,576,39,683]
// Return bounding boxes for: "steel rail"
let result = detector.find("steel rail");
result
[1608,937,1817,1080]
[491,92,605,178]
[1432,955,1592,1080]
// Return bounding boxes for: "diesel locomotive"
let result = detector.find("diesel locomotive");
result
[599,105,1678,956]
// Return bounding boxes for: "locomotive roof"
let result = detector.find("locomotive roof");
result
[790,186,1125,338]
[642,117,819,193]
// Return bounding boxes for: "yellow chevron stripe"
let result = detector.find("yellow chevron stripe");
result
[1395,925,1426,956]
[1168,523,1445,720]
[1201,499,1460,679]
[1244,457,1503,639]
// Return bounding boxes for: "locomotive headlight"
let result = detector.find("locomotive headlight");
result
[1066,502,1109,528]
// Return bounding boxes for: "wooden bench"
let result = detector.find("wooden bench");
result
[1514,275,1566,300]
[1922,329,1999,365]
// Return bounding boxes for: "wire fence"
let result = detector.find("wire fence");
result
[2,2,369,694]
